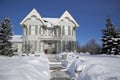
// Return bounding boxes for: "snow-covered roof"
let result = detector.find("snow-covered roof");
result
[11,35,23,43]
[43,18,59,27]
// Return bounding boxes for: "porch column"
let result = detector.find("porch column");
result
[36,40,39,53]
[26,25,28,35]
[70,40,72,52]
[56,41,59,53]
[37,25,39,35]
[61,40,63,52]
[47,29,48,36]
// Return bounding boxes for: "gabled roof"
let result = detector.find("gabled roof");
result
[55,10,79,27]
[20,8,46,26]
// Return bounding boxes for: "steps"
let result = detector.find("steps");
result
[47,54,75,80]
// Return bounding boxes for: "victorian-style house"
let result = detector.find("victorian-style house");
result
[12,8,79,54]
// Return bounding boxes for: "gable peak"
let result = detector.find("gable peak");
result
[55,10,79,27]
[20,8,46,26]
[62,10,72,17]
[30,8,38,13]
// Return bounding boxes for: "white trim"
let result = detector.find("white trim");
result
[55,10,79,27]
[20,8,46,26]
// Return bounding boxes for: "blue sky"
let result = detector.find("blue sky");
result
[0,0,120,45]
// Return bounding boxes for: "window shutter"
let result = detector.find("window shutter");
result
[29,25,31,35]
[39,27,41,34]
[23,28,25,35]
[39,41,41,51]
[63,26,64,35]
[72,28,74,36]
[26,28,28,35]
[68,26,70,35]
[35,41,37,51]
[36,25,38,35]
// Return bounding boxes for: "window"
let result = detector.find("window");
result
[30,41,36,51]
[39,27,41,34]
[31,25,36,35]
[64,26,68,35]
[40,27,44,34]
[31,15,36,20]
[40,42,44,51]
[13,43,18,52]
[48,29,52,34]
[64,17,69,22]
[72,28,75,36]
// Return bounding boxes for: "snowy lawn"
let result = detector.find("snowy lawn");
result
[56,52,120,80]
[0,52,50,80]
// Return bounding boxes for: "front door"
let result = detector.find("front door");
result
[47,43,55,54]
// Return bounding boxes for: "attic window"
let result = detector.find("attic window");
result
[31,15,36,20]
[64,17,69,22]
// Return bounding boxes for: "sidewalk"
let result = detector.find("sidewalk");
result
[47,54,74,80]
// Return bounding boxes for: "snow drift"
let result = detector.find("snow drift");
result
[0,52,50,80]
[56,52,120,80]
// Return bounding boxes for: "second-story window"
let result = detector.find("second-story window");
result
[48,29,53,36]
[31,25,36,35]
[65,26,68,35]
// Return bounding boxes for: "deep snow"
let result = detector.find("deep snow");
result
[1,52,120,80]
[0,53,50,80]
[56,52,120,80]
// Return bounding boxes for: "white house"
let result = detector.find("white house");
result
[12,8,79,54]
[11,35,23,54]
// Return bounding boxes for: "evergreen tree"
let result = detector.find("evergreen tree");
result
[101,17,120,55]
[0,17,14,56]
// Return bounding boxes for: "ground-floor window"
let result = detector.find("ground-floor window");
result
[30,41,37,52]
[40,42,44,52]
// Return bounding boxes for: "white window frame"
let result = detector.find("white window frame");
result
[65,26,68,35]
[31,25,36,35]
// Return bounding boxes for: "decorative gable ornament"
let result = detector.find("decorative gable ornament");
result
[55,10,79,27]
[20,8,46,26]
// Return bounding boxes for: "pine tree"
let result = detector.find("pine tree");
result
[101,17,120,55]
[0,17,14,56]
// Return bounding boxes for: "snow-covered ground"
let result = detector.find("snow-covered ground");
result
[56,52,120,80]
[0,52,50,80]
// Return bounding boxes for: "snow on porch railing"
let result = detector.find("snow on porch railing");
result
[39,34,62,39]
